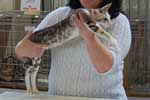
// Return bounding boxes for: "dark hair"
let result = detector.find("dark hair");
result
[67,0,122,19]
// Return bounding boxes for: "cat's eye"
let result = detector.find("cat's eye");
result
[93,11,97,15]
[99,10,103,13]
[104,18,107,21]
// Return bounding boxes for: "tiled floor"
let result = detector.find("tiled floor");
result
[128,97,150,100]
[0,88,25,94]
[0,88,149,100]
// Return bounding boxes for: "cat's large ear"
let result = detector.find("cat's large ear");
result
[101,3,112,12]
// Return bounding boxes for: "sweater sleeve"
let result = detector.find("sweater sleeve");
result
[99,14,132,75]
[33,7,71,32]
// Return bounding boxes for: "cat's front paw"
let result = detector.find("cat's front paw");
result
[32,88,40,96]
[26,88,32,94]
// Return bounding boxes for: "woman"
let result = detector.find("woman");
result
[15,0,131,99]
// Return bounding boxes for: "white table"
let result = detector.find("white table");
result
[0,92,115,100]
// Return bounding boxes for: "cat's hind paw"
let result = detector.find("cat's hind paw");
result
[32,88,40,96]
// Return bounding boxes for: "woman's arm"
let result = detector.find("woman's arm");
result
[15,32,46,59]
[74,13,131,74]
[15,7,70,59]
[74,13,113,73]
[84,35,114,73]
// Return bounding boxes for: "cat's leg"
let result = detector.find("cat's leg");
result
[31,66,40,95]
[25,66,32,94]
[31,58,41,95]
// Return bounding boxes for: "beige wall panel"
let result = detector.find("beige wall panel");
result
[0,0,15,11]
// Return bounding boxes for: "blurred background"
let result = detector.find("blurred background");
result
[0,0,149,99]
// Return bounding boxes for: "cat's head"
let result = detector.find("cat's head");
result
[91,3,112,23]
[74,3,112,29]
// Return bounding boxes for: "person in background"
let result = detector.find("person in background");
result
[15,0,131,99]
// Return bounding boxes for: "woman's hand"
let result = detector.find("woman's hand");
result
[73,12,95,41]
[74,13,113,73]
[15,32,48,60]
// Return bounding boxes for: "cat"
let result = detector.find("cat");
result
[29,4,112,48]
[22,3,119,95]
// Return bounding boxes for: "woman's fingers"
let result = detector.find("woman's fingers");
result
[32,42,49,48]
[79,12,85,24]
[73,14,80,26]
[26,39,48,49]
[23,32,33,41]
[74,12,88,30]
[22,32,48,49]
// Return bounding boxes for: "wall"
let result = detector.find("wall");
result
[122,0,150,96]
[43,0,68,11]
[0,0,15,11]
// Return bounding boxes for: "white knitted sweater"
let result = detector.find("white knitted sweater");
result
[34,7,131,100]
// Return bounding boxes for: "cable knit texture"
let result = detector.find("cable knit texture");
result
[34,7,131,100]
